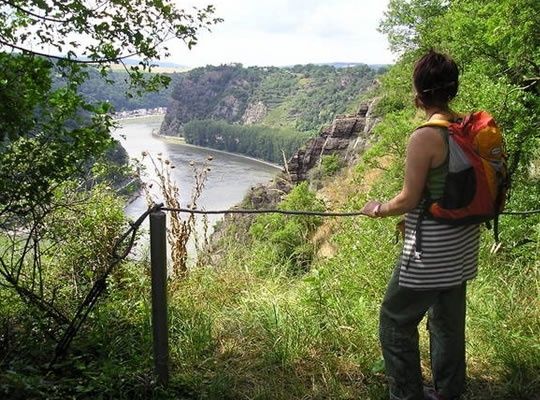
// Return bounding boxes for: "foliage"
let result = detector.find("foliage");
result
[0,183,127,347]
[75,69,183,112]
[379,0,449,55]
[0,0,221,217]
[0,0,221,383]
[320,154,344,177]
[0,58,114,219]
[0,0,221,90]
[183,119,312,164]
[379,0,540,173]
[250,182,325,274]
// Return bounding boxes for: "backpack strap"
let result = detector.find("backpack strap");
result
[408,120,451,266]
[418,119,451,129]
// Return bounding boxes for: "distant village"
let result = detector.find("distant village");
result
[113,107,167,120]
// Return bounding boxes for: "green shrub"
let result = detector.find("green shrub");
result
[320,154,343,176]
[250,182,325,274]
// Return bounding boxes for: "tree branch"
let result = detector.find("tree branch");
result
[0,37,144,65]
[0,259,69,326]
[0,0,71,23]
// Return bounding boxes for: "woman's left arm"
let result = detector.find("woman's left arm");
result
[362,128,440,218]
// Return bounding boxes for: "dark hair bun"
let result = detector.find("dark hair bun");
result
[413,50,459,108]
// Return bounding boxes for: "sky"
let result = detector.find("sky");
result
[168,0,395,67]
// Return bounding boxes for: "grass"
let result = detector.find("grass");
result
[141,152,538,399]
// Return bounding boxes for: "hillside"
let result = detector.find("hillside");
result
[159,63,377,136]
[74,69,183,112]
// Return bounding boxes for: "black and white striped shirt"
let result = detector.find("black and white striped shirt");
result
[399,206,480,290]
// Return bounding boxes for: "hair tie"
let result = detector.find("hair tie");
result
[421,81,456,93]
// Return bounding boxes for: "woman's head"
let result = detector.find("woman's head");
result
[413,50,459,109]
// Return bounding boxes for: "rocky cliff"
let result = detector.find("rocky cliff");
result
[159,64,261,135]
[243,99,379,208]
[286,100,379,182]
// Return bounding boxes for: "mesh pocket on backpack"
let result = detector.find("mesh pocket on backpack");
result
[439,167,476,209]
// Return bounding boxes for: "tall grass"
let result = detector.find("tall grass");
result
[156,150,538,399]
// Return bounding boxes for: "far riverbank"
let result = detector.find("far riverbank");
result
[154,132,283,171]
[117,114,284,171]
[113,108,166,121]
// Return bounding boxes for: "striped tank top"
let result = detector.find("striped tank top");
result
[399,129,481,290]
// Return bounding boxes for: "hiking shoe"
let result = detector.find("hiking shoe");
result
[423,386,460,400]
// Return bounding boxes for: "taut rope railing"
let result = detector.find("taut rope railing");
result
[162,206,540,216]
[161,206,369,216]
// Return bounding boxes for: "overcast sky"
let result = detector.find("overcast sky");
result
[169,0,394,67]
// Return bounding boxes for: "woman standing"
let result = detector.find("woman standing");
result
[362,50,480,400]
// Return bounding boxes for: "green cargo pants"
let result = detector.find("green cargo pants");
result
[379,266,466,400]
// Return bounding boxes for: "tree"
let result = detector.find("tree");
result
[0,0,221,351]
[378,0,539,170]
[1,0,220,76]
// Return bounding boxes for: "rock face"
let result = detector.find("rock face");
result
[286,100,378,182]
[242,101,268,125]
[241,100,378,207]
[159,65,262,136]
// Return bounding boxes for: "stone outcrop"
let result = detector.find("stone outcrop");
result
[286,100,378,182]
[242,101,268,125]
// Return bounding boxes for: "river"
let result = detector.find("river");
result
[113,116,281,233]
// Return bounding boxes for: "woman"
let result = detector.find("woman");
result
[361,50,480,400]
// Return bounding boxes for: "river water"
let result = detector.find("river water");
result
[113,116,281,232]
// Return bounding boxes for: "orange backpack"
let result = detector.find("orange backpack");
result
[420,111,509,229]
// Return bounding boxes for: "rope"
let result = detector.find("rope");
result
[501,209,540,216]
[162,207,367,217]
[162,206,540,217]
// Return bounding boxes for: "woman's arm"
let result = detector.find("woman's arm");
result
[362,127,444,218]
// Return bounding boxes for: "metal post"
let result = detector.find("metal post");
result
[149,210,169,386]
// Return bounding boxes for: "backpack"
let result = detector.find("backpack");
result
[418,111,509,240]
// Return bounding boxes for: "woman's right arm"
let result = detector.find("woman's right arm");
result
[362,127,444,218]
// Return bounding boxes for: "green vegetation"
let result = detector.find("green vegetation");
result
[162,63,376,163]
[0,1,220,398]
[249,183,325,274]
[320,154,344,176]
[161,63,376,135]
[1,0,539,399]
[183,119,312,163]
[75,69,182,112]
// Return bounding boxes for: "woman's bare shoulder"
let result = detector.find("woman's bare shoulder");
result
[409,126,445,147]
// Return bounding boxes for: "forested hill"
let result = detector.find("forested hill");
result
[159,63,379,136]
[73,69,182,112]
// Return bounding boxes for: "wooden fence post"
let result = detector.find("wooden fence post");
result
[149,210,169,386]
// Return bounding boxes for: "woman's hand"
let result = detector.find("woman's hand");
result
[362,200,382,218]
